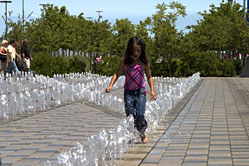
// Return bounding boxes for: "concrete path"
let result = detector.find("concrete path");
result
[0,103,120,166]
[1,78,249,166]
[139,78,249,166]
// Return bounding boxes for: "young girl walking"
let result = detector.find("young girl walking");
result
[106,36,157,143]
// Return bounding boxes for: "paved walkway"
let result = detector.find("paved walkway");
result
[1,78,249,166]
[0,103,120,166]
[139,78,249,166]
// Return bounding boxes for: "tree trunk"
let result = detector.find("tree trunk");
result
[89,51,92,72]
[163,54,167,76]
[218,48,222,59]
[169,52,173,77]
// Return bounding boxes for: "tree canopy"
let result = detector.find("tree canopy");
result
[3,1,248,77]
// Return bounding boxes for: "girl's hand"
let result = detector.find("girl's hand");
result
[106,86,112,93]
[150,91,157,101]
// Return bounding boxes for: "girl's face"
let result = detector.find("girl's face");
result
[132,43,142,61]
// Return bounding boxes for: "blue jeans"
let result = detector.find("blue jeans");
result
[124,87,147,134]
[7,61,21,78]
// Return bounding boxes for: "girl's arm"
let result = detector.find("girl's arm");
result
[106,60,124,93]
[145,63,157,100]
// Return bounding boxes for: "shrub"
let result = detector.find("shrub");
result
[96,56,122,76]
[32,53,54,77]
[31,53,86,77]
[150,56,168,77]
[180,51,236,77]
[68,56,87,73]
[52,56,70,75]
[232,59,242,75]
[218,59,236,77]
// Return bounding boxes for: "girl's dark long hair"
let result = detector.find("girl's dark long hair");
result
[124,36,148,65]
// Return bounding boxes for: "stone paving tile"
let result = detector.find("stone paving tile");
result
[209,150,232,158]
[11,159,41,166]
[142,155,161,164]
[140,164,158,166]
[8,149,36,156]
[163,151,186,157]
[1,155,27,165]
[182,163,207,166]
[208,157,233,164]
[118,160,141,166]
[158,156,183,166]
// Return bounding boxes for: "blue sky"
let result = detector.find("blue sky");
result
[0,0,245,36]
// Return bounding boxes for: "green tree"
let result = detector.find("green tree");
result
[6,13,24,42]
[112,18,135,57]
[150,2,186,76]
[188,2,249,57]
[96,56,122,76]
[135,18,153,56]
[84,18,113,72]
[31,53,54,76]
[68,56,86,73]
[180,52,220,76]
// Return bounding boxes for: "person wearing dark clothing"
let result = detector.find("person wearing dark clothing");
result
[21,39,33,74]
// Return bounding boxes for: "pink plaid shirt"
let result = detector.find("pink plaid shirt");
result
[124,64,145,90]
